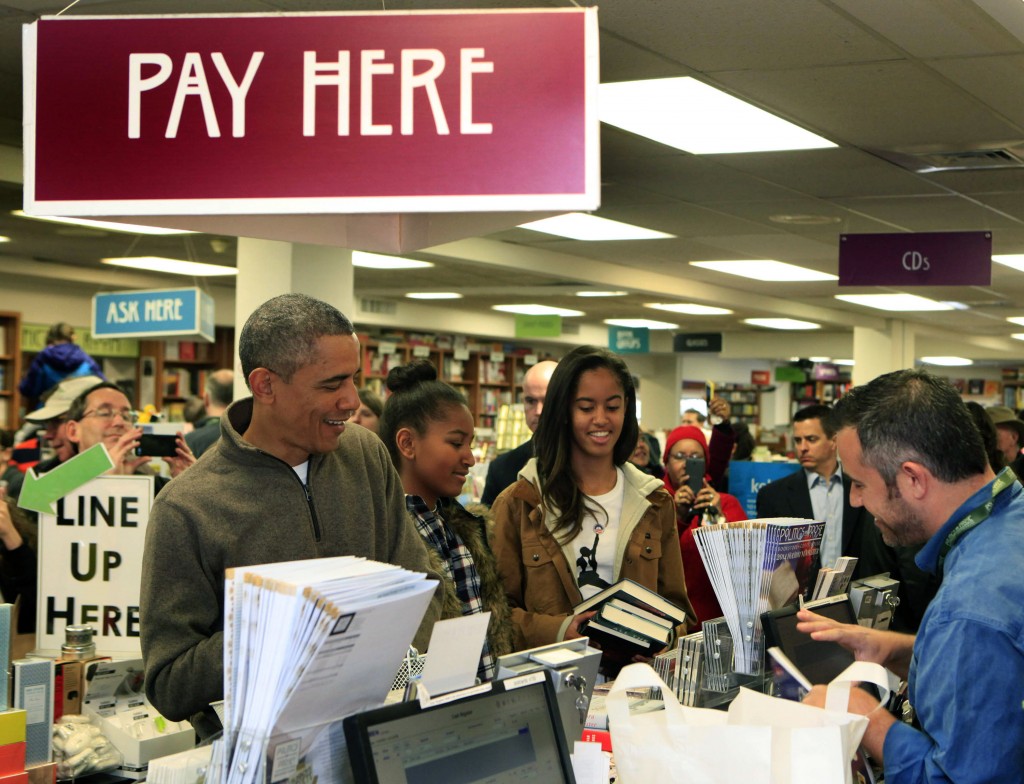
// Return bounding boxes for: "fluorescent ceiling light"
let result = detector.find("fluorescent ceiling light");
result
[599,76,836,154]
[405,292,462,300]
[493,304,584,317]
[101,256,237,276]
[352,251,433,270]
[13,210,196,235]
[518,213,673,241]
[646,302,733,315]
[808,357,831,362]
[744,318,820,330]
[1008,317,1024,327]
[691,259,837,282]
[835,293,953,312]
[833,359,855,366]
[604,318,678,330]
[1012,334,1024,341]
[993,254,1024,272]
[576,290,627,297]
[921,356,972,367]
[0,235,9,243]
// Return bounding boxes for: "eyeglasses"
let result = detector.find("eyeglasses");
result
[81,407,139,424]
[669,451,704,462]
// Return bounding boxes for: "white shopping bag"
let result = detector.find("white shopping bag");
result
[607,661,895,784]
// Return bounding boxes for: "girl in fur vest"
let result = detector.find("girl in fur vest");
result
[381,360,518,681]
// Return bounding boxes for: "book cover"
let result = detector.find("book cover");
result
[12,659,54,765]
[573,579,688,626]
[598,604,673,644]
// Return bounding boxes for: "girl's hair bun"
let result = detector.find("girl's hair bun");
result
[385,358,438,394]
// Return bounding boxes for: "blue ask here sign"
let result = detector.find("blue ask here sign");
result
[92,287,215,341]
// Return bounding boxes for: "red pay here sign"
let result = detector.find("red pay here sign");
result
[23,9,599,216]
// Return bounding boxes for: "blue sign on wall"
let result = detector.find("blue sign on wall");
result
[728,460,803,519]
[609,326,649,354]
[92,287,215,341]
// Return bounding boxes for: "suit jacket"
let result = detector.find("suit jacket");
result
[481,438,534,506]
[756,468,878,579]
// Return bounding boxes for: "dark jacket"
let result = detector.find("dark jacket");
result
[481,438,533,506]
[19,343,104,401]
[184,416,221,458]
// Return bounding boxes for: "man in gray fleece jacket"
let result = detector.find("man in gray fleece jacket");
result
[139,294,441,737]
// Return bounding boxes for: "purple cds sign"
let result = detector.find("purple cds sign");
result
[839,231,992,286]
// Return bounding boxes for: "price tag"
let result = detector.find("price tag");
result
[491,351,505,363]
[379,341,398,355]
[413,345,431,358]
[524,354,538,365]
[454,348,470,361]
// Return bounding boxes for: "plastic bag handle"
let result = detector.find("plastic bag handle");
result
[824,661,899,714]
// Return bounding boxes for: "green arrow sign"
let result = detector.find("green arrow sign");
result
[18,444,115,515]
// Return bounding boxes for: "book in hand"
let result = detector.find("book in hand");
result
[574,579,688,656]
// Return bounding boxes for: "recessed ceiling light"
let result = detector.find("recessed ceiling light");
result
[921,356,972,367]
[518,213,673,241]
[808,357,831,362]
[101,257,237,276]
[599,76,836,154]
[835,294,953,311]
[1012,334,1024,341]
[576,290,628,297]
[493,304,584,317]
[645,302,733,315]
[0,235,9,243]
[352,251,433,270]
[13,210,196,235]
[744,318,821,330]
[769,214,842,226]
[833,359,855,366]
[993,254,1024,272]
[691,260,837,282]
[603,318,678,330]
[1007,317,1024,327]
[405,292,462,300]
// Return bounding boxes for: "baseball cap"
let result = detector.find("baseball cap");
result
[26,375,104,422]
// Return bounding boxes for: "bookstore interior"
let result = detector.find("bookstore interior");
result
[5,1,1024,782]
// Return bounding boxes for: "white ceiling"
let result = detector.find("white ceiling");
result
[2,0,1024,363]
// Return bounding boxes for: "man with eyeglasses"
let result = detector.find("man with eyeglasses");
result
[64,382,194,486]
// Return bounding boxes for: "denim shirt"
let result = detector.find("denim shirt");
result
[883,471,1024,783]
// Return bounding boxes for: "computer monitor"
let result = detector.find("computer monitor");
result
[343,675,576,784]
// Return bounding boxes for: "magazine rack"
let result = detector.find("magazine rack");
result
[699,618,769,707]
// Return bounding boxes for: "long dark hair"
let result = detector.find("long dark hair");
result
[533,346,639,543]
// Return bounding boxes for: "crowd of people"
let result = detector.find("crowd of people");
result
[3,296,1022,782]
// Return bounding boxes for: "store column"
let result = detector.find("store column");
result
[852,321,914,386]
[234,237,355,396]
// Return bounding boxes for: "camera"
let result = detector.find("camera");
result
[135,422,180,457]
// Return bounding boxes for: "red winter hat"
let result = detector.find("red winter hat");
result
[662,425,709,464]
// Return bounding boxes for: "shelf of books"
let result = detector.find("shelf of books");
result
[716,384,762,428]
[359,332,546,458]
[140,326,235,420]
[789,380,851,415]
[0,312,22,429]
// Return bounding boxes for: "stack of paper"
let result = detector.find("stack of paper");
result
[693,518,824,674]
[214,556,437,784]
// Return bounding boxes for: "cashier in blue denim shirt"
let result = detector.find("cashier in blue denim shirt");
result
[796,369,1024,784]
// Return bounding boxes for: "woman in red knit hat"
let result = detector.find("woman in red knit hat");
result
[662,424,747,624]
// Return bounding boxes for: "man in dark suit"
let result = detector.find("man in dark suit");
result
[481,360,557,505]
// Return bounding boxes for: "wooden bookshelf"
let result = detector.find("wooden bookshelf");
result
[139,326,235,419]
[0,312,22,430]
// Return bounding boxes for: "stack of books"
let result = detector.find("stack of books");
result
[693,518,824,674]
[574,579,689,657]
[811,556,858,600]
